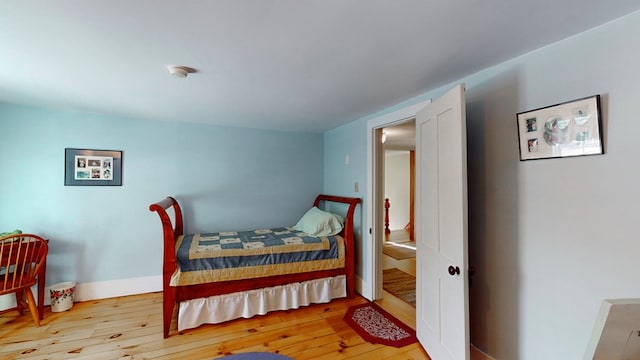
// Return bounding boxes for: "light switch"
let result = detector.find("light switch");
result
[354,181,359,192]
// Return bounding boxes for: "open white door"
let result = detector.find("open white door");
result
[415,84,469,360]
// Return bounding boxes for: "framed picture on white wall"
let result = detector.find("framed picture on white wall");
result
[516,95,604,161]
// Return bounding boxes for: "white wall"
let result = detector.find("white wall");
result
[324,10,640,359]
[464,11,640,359]
[384,150,410,230]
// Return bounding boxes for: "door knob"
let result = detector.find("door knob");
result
[448,265,460,276]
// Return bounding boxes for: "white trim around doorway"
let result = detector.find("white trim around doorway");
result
[364,99,430,301]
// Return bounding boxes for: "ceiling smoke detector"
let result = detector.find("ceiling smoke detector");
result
[167,66,189,78]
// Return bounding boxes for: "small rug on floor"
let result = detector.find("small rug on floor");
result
[217,352,292,360]
[383,268,416,308]
[383,242,416,260]
[343,302,417,348]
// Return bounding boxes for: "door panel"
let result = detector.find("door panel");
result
[415,84,469,360]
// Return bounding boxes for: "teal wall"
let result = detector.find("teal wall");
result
[324,10,640,360]
[0,105,323,285]
[323,119,368,275]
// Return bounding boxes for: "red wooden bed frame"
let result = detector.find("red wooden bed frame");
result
[149,194,361,338]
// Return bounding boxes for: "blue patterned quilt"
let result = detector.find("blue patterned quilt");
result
[171,227,345,286]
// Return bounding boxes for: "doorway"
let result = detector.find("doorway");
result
[364,100,428,326]
[365,100,428,304]
[380,121,417,319]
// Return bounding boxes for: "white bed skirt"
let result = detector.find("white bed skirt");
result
[177,275,347,331]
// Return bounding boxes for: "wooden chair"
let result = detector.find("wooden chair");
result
[0,234,48,326]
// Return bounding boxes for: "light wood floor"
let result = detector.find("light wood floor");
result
[0,292,430,360]
[381,229,417,329]
[384,230,416,277]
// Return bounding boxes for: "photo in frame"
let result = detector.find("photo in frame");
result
[517,95,603,161]
[64,148,123,186]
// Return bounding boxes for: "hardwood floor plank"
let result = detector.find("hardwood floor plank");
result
[0,292,430,360]
[377,289,416,329]
[278,332,344,358]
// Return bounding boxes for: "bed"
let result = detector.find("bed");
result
[149,194,361,338]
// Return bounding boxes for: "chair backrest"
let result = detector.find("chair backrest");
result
[0,234,48,295]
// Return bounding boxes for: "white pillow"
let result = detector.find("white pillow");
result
[293,207,344,237]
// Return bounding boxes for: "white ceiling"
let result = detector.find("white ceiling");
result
[2,1,639,133]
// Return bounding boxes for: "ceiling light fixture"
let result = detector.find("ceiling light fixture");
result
[167,66,189,78]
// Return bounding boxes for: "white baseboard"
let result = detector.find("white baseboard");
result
[0,275,163,311]
[355,273,375,301]
[71,275,163,303]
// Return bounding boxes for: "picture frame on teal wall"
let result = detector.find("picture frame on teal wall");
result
[64,148,123,186]
[517,95,603,161]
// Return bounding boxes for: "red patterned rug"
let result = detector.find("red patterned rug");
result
[343,302,417,348]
